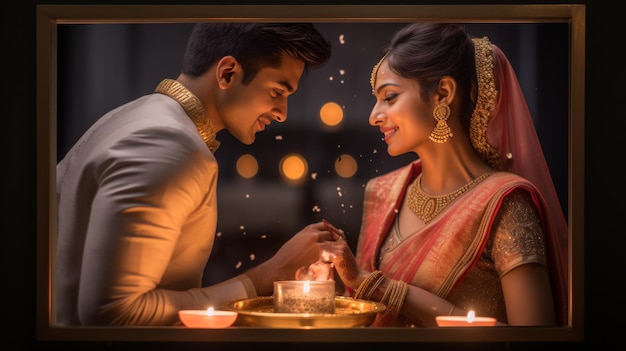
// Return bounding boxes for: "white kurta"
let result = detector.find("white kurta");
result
[56,93,255,326]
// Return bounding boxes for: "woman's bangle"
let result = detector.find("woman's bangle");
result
[353,270,383,300]
[353,271,408,320]
[381,279,408,319]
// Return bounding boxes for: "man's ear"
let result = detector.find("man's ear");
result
[216,56,239,88]
[436,76,457,105]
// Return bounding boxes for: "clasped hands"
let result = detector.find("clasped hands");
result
[294,219,361,287]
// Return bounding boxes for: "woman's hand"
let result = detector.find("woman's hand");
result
[320,234,368,291]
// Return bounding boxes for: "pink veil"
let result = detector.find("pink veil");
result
[489,45,568,260]
[486,44,569,323]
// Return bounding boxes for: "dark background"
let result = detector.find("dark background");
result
[5,0,623,350]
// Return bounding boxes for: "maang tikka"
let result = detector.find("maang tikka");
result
[370,51,390,94]
[429,101,453,143]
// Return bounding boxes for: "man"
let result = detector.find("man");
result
[56,23,335,326]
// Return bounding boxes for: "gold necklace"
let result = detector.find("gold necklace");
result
[154,79,218,151]
[407,172,493,223]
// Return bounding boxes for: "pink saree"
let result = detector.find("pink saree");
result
[354,160,568,327]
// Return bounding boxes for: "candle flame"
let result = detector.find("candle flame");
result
[206,306,215,316]
[303,280,311,294]
[467,310,475,323]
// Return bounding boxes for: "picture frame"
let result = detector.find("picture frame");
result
[36,4,585,343]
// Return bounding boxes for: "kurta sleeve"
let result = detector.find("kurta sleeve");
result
[72,112,245,325]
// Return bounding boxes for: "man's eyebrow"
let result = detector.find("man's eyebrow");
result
[278,80,295,93]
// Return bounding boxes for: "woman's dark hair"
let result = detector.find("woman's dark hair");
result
[181,23,332,84]
[383,23,475,132]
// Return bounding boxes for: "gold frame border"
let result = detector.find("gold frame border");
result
[37,4,585,343]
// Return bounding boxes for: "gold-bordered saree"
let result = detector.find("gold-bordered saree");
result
[354,160,568,327]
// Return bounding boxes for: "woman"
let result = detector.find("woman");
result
[327,23,568,327]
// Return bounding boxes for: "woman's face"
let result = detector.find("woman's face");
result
[369,60,434,157]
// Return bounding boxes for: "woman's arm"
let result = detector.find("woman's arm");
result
[501,262,556,325]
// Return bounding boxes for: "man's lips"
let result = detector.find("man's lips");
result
[257,116,272,131]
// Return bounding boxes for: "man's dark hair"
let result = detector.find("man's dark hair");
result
[181,23,332,84]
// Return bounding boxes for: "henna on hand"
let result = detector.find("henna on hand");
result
[339,243,359,282]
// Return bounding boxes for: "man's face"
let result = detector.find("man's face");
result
[220,55,305,145]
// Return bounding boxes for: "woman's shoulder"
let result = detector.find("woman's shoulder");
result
[488,171,536,188]
[479,172,544,209]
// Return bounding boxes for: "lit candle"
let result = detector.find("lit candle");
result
[273,280,335,314]
[303,280,311,294]
[178,306,238,328]
[435,310,497,327]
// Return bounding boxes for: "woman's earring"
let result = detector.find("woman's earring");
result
[429,102,453,143]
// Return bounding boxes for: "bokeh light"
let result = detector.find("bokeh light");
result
[319,101,344,127]
[334,153,358,178]
[279,153,308,184]
[236,153,259,178]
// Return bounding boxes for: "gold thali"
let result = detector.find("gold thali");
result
[222,296,385,328]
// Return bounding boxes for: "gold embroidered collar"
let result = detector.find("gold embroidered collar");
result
[154,78,219,152]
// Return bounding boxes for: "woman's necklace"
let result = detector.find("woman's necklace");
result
[407,172,493,223]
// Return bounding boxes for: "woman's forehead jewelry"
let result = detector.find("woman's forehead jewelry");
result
[469,37,501,170]
[370,51,390,95]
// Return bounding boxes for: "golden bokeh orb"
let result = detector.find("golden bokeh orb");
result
[236,153,259,178]
[319,102,343,127]
[334,153,358,178]
[280,153,308,183]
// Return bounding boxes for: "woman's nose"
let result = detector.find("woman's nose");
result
[369,109,385,126]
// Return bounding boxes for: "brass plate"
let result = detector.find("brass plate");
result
[223,296,386,328]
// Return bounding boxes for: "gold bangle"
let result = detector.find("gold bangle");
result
[380,278,393,304]
[380,279,408,319]
[363,274,385,301]
[353,270,382,300]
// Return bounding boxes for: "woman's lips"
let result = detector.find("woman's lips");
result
[381,127,398,142]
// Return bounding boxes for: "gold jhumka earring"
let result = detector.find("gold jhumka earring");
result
[429,101,453,143]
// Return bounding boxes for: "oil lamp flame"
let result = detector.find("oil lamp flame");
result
[467,310,475,323]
